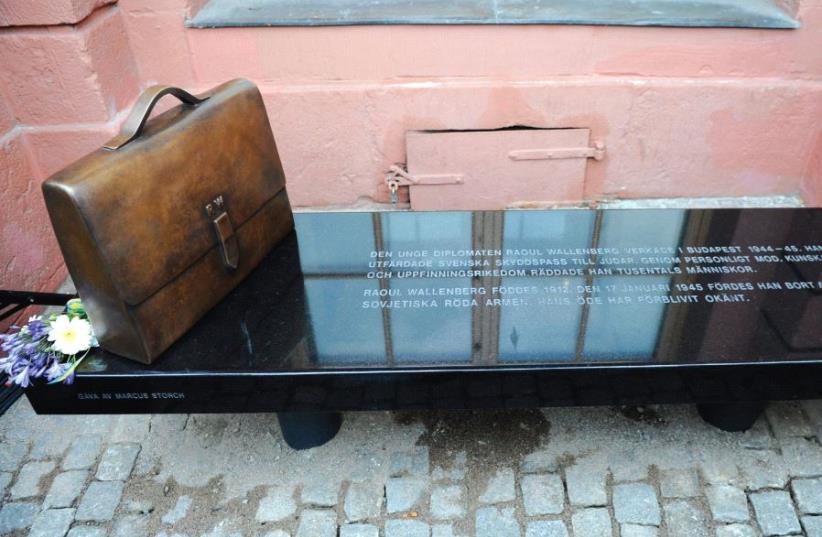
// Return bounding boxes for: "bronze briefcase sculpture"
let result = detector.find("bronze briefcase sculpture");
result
[42,79,293,364]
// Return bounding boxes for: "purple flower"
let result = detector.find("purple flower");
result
[9,364,31,388]
[45,360,68,383]
[26,317,49,340]
[1,329,58,387]
[2,303,93,387]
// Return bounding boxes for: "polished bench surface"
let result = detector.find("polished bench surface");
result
[27,208,822,414]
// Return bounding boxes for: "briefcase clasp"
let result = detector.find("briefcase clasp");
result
[205,195,239,270]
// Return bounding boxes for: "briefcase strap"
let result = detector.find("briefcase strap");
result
[104,86,207,151]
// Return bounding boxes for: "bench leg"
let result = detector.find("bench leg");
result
[277,412,343,450]
[697,402,766,432]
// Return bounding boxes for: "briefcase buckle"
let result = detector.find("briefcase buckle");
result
[205,195,239,270]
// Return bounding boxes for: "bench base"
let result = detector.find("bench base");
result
[274,403,765,450]
[277,412,343,450]
[696,402,766,432]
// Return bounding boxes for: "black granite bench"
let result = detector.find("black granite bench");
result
[26,208,822,448]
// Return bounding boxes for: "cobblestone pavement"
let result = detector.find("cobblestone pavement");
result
[1,399,822,537]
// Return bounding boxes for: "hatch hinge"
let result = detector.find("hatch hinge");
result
[508,141,606,162]
[385,164,463,205]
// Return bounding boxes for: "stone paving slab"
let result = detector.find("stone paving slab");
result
[1,398,822,536]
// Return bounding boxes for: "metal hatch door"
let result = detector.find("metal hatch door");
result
[404,128,602,211]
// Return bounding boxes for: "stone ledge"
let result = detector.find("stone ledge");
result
[189,0,799,29]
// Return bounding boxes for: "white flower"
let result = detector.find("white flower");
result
[48,315,93,356]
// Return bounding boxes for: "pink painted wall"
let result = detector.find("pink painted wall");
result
[0,0,115,27]
[117,0,822,207]
[0,0,821,299]
[0,3,138,309]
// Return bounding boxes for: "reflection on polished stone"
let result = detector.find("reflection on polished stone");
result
[87,207,822,373]
[26,208,822,416]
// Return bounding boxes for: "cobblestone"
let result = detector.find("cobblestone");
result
[660,469,700,499]
[803,400,822,441]
[63,435,103,470]
[791,477,822,514]
[664,500,708,537]
[96,443,141,481]
[431,484,465,519]
[44,470,88,509]
[29,509,74,537]
[66,527,107,537]
[479,467,516,504]
[520,474,564,515]
[161,494,192,525]
[432,523,459,537]
[109,415,151,443]
[386,477,427,514]
[613,483,661,526]
[780,437,822,478]
[739,419,774,450]
[705,485,749,523]
[76,480,125,522]
[608,451,650,482]
[30,431,70,460]
[301,480,340,507]
[262,531,291,537]
[4,398,822,537]
[0,472,11,496]
[620,524,658,537]
[571,508,612,537]
[385,519,430,537]
[0,501,39,533]
[803,515,822,537]
[525,520,568,537]
[715,524,757,537]
[700,458,740,485]
[749,490,801,536]
[565,461,607,507]
[295,509,337,537]
[766,402,814,438]
[390,447,430,477]
[112,513,150,537]
[738,451,789,490]
[0,441,27,472]
[520,451,558,474]
[256,486,296,522]
[340,523,380,537]
[432,452,466,483]
[10,460,55,499]
[345,480,385,520]
[475,506,519,537]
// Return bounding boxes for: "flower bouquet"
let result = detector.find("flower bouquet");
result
[0,299,98,387]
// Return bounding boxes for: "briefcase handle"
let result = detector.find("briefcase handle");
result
[104,86,207,151]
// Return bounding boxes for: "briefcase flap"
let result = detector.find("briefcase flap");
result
[44,79,284,306]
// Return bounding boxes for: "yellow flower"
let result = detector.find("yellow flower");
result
[48,315,93,356]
